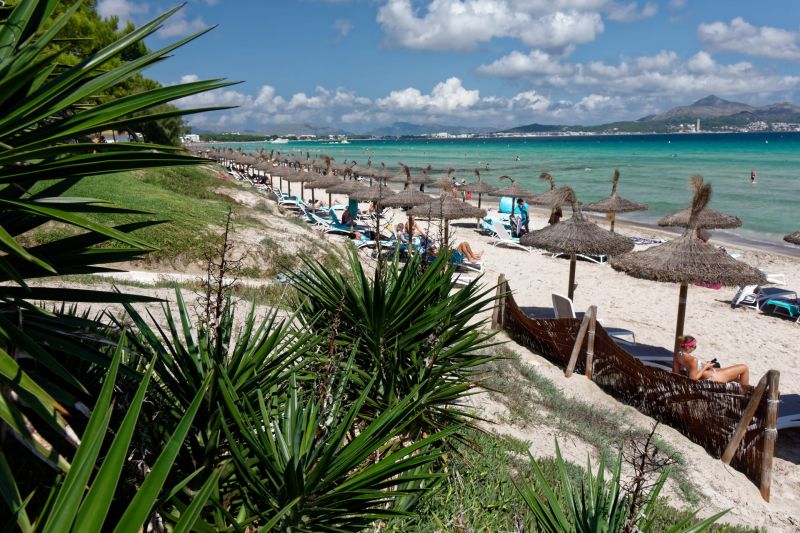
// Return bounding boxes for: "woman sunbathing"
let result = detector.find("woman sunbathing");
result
[675,335,750,386]
[424,240,483,262]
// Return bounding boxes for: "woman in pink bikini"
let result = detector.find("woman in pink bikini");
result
[675,335,750,386]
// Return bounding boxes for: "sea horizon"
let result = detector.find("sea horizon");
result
[207,131,800,250]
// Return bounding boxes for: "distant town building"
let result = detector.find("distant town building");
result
[181,134,200,143]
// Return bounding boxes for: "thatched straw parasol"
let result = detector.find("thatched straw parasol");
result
[432,167,455,193]
[521,187,633,299]
[282,169,315,200]
[784,231,800,245]
[583,169,648,232]
[612,182,764,359]
[409,194,486,244]
[488,175,538,218]
[658,175,742,230]
[305,175,341,208]
[529,172,565,221]
[349,182,397,205]
[382,165,433,237]
[461,169,496,209]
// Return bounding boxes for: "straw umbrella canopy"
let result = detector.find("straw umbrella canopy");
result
[612,182,764,359]
[461,169,496,210]
[488,175,538,217]
[349,182,397,205]
[409,194,486,245]
[382,165,433,237]
[583,169,648,232]
[521,187,634,300]
[658,175,742,230]
[784,231,800,245]
[305,175,341,207]
[282,169,315,200]
[432,167,455,193]
[529,172,563,210]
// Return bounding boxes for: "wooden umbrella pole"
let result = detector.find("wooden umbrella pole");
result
[610,212,616,233]
[300,183,304,201]
[673,282,689,363]
[568,253,577,300]
[288,182,292,196]
[328,193,332,208]
[476,194,482,229]
[408,214,414,253]
[444,220,449,248]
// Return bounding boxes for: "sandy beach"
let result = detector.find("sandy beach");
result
[290,181,800,530]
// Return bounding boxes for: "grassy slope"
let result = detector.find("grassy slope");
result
[383,355,761,532]
[28,165,239,263]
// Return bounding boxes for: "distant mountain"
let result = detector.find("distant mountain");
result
[194,124,353,136]
[502,123,572,134]
[647,95,755,121]
[503,95,800,134]
[366,121,495,137]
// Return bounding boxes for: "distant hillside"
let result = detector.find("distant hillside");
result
[195,124,353,136]
[367,121,494,137]
[648,95,755,121]
[504,95,800,134]
[502,123,572,134]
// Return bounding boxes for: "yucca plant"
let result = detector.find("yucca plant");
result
[291,250,499,439]
[1,337,213,532]
[116,289,317,524]
[516,441,728,532]
[220,365,455,531]
[0,0,234,524]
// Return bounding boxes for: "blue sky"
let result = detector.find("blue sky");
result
[97,0,800,132]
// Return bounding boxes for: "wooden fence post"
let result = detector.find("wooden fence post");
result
[721,374,767,464]
[491,274,506,330]
[565,313,590,378]
[585,306,597,380]
[760,370,780,502]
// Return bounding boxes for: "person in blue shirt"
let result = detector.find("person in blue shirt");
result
[516,198,529,234]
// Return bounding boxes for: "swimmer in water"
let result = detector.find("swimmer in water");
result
[750,170,757,183]
[515,155,520,161]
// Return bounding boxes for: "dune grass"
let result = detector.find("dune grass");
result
[27,166,241,263]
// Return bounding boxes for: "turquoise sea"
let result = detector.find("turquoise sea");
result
[213,132,800,248]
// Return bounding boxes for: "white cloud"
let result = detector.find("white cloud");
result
[96,0,149,24]
[157,10,208,38]
[698,17,800,61]
[478,48,800,98]
[180,74,200,84]
[477,49,574,77]
[377,77,480,113]
[607,2,657,22]
[377,0,604,52]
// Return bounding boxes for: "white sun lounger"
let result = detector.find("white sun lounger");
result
[552,293,636,343]
[490,221,531,253]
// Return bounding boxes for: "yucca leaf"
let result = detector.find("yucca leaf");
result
[112,373,211,533]
[40,340,123,533]
[171,468,221,533]
[74,355,157,532]
[0,451,33,533]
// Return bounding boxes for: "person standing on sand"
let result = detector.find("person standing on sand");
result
[751,170,757,183]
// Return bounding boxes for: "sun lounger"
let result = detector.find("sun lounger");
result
[552,293,636,343]
[551,252,608,264]
[761,298,800,324]
[731,285,798,310]
[631,236,665,246]
[759,270,787,286]
[490,221,531,253]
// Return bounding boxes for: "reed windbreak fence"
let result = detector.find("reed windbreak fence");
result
[492,275,779,501]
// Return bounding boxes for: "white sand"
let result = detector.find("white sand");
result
[384,206,800,531]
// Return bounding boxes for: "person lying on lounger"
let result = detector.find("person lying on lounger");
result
[675,335,750,386]
[424,240,483,262]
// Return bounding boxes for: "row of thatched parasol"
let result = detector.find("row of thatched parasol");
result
[207,148,793,362]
